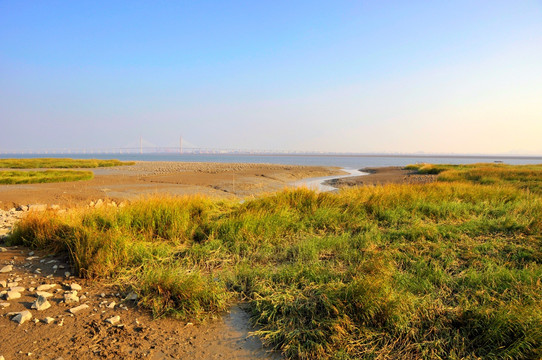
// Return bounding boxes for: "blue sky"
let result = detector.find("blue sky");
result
[1,1,541,154]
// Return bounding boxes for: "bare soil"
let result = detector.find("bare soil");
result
[0,162,339,210]
[325,166,437,187]
[0,245,281,360]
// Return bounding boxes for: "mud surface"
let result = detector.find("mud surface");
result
[0,245,281,360]
[0,161,338,210]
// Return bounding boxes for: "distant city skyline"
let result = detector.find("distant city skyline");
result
[1,1,541,155]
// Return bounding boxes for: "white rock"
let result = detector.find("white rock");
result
[0,247,7,252]
[69,304,89,314]
[31,295,51,311]
[70,283,82,291]
[43,317,55,324]
[4,291,22,300]
[28,251,35,256]
[0,265,13,273]
[36,284,57,291]
[35,291,54,298]
[64,291,79,303]
[0,280,6,288]
[11,310,32,324]
[105,315,120,325]
[0,302,10,308]
[64,272,71,278]
[124,292,138,301]
[28,204,47,212]
[107,301,116,309]
[9,286,25,292]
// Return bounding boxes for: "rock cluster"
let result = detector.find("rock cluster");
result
[0,205,65,239]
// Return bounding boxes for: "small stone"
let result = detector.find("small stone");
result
[0,265,13,273]
[5,291,22,300]
[105,315,120,325]
[28,251,35,256]
[100,293,106,298]
[69,304,89,314]
[28,204,47,212]
[64,291,79,303]
[35,291,53,298]
[0,280,6,287]
[70,283,82,291]
[79,295,87,300]
[12,310,32,324]
[64,272,71,278]
[9,286,25,293]
[7,282,18,287]
[36,284,57,291]
[0,247,7,252]
[58,265,65,269]
[57,318,64,326]
[0,302,10,308]
[42,317,55,324]
[31,295,51,311]
[52,265,58,270]
[107,301,116,309]
[124,292,138,301]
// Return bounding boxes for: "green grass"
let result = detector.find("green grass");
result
[0,158,135,169]
[0,170,94,184]
[8,164,542,359]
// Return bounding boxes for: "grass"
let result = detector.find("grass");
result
[0,158,135,169]
[7,163,542,359]
[0,170,94,184]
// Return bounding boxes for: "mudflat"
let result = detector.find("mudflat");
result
[0,161,340,210]
[325,166,437,187]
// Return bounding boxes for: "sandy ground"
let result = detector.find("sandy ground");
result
[325,166,437,187]
[0,245,282,360]
[0,162,340,210]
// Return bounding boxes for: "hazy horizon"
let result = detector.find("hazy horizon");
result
[2,1,541,155]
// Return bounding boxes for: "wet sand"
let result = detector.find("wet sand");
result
[325,166,437,187]
[0,161,340,210]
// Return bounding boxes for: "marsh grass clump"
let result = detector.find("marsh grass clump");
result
[0,170,94,184]
[0,158,135,169]
[8,163,542,359]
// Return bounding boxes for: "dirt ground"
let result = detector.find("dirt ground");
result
[325,166,437,187]
[0,162,340,210]
[0,245,282,360]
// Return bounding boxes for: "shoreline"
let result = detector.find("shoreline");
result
[324,166,437,187]
[0,161,341,210]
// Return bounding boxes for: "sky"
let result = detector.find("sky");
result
[1,1,541,154]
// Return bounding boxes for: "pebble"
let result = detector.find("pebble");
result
[70,283,82,291]
[9,286,25,293]
[124,292,138,301]
[43,317,55,324]
[64,290,79,303]
[36,284,57,291]
[4,291,22,300]
[11,310,32,324]
[69,304,89,314]
[35,291,54,298]
[105,315,121,325]
[64,272,71,278]
[0,280,6,288]
[0,265,13,273]
[31,295,52,311]
[0,302,10,308]
[107,301,116,309]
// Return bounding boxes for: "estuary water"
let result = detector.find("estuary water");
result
[3,153,542,169]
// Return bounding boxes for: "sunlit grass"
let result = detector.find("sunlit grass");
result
[0,170,94,184]
[0,158,135,169]
[8,163,542,359]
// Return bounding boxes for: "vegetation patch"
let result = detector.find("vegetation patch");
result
[0,158,135,169]
[0,170,94,184]
[8,164,542,359]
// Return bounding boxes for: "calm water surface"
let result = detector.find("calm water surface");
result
[2,153,542,169]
